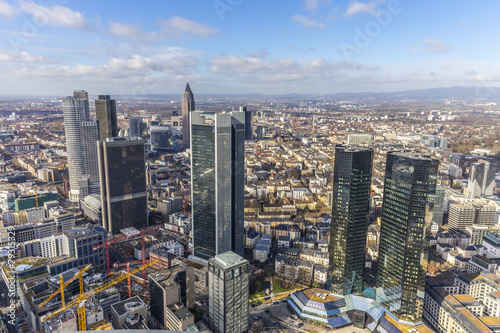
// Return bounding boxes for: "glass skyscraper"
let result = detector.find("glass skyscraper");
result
[376,152,438,323]
[190,111,245,260]
[95,95,118,140]
[182,82,195,148]
[97,137,148,234]
[329,145,373,296]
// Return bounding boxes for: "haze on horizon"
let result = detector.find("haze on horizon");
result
[0,0,498,96]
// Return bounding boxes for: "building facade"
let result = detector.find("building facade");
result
[376,152,438,323]
[329,145,372,295]
[208,251,249,333]
[97,138,147,234]
[95,95,118,140]
[190,111,245,260]
[181,82,195,148]
[60,91,99,203]
[467,160,497,199]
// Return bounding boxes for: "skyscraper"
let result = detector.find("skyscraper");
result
[467,160,497,199]
[181,82,195,148]
[376,152,438,323]
[240,106,253,140]
[97,137,147,234]
[190,111,245,260]
[149,126,171,152]
[95,95,118,140]
[61,91,99,203]
[128,117,143,138]
[329,145,372,296]
[208,251,249,333]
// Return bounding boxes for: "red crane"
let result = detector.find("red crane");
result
[113,259,154,296]
[93,225,160,275]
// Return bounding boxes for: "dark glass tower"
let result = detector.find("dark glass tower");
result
[190,111,245,260]
[182,83,195,148]
[329,145,372,296]
[376,152,438,323]
[95,95,118,140]
[97,137,148,234]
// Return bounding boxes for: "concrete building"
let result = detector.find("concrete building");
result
[208,251,249,333]
[60,91,99,203]
[110,296,148,329]
[467,160,497,199]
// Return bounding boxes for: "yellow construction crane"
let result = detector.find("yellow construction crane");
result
[38,264,91,309]
[39,260,157,331]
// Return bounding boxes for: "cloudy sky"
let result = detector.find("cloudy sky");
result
[0,0,498,96]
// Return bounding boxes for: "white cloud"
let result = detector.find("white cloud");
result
[109,23,148,40]
[109,17,218,42]
[303,0,331,11]
[0,0,17,19]
[19,1,89,30]
[0,49,55,63]
[161,16,219,38]
[292,14,326,29]
[345,1,379,16]
[208,54,378,83]
[209,55,270,74]
[419,39,450,53]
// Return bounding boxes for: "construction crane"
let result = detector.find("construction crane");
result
[40,260,157,331]
[38,265,91,309]
[93,225,159,275]
[113,259,154,297]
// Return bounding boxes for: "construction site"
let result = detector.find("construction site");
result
[7,225,196,332]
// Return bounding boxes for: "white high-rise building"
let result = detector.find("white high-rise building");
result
[61,91,100,203]
[467,160,497,199]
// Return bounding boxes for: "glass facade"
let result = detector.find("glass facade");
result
[329,146,373,296]
[191,112,245,260]
[376,152,438,323]
[95,95,117,140]
[98,139,147,234]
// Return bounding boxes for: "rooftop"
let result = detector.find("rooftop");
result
[211,251,247,269]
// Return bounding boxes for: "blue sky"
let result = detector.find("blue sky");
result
[0,0,499,95]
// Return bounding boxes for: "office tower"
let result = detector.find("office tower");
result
[181,82,195,148]
[467,160,497,199]
[149,126,171,152]
[129,117,143,138]
[190,111,245,260]
[432,186,446,225]
[208,251,249,333]
[256,126,264,140]
[149,264,195,330]
[95,95,118,140]
[240,106,253,140]
[376,152,438,323]
[329,145,372,296]
[60,91,99,203]
[97,138,147,234]
[448,202,496,233]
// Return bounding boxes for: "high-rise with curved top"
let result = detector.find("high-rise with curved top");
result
[61,91,99,203]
